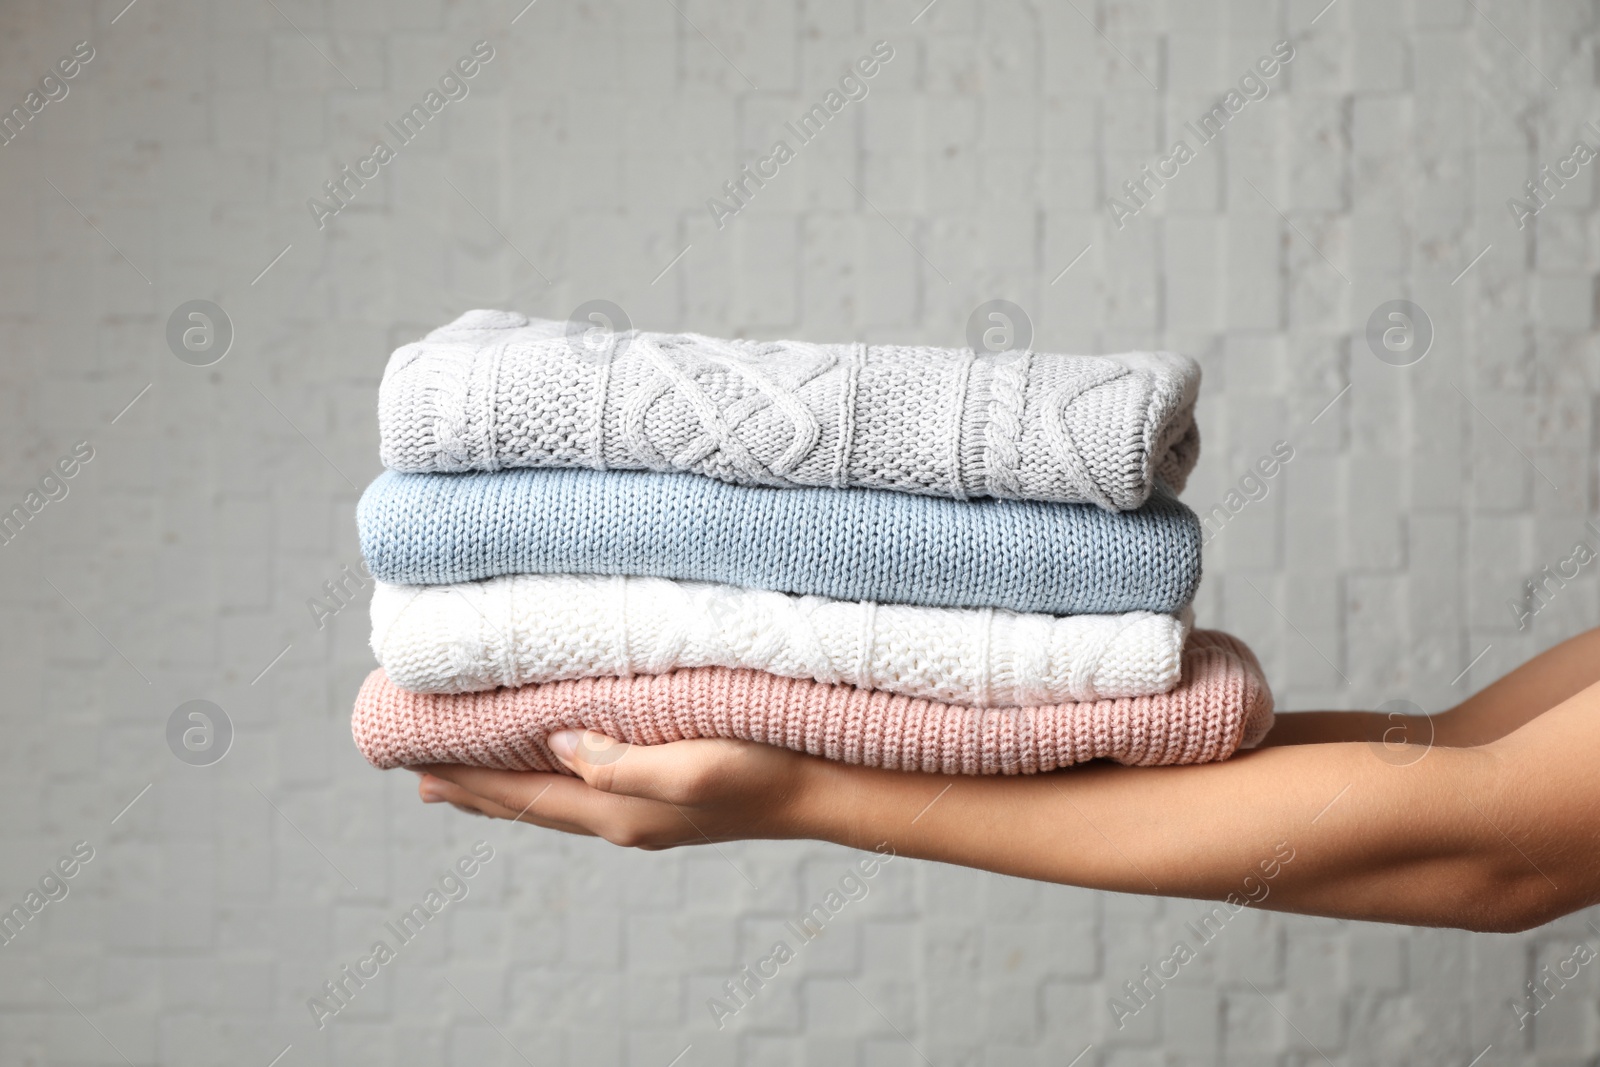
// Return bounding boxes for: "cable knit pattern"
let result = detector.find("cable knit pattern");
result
[356,468,1203,615]
[371,574,1193,705]
[378,309,1202,511]
[351,630,1272,775]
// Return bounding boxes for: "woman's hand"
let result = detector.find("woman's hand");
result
[416,730,817,849]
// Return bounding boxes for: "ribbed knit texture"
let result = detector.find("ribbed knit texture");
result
[378,309,1202,512]
[351,630,1272,775]
[371,574,1193,705]
[356,468,1203,614]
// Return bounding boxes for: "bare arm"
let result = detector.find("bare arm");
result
[1264,625,1600,747]
[783,689,1600,931]
[418,628,1600,932]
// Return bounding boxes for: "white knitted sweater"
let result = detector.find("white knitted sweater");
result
[378,310,1201,511]
[370,574,1192,707]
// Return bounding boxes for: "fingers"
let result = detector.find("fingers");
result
[418,763,583,817]
[409,733,794,847]
[415,763,701,849]
[419,771,601,838]
[419,764,601,831]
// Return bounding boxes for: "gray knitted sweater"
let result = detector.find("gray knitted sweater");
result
[377,309,1201,511]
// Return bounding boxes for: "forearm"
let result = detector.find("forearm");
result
[784,741,1561,931]
[1265,626,1600,749]
[1261,708,1493,748]
[1444,626,1600,741]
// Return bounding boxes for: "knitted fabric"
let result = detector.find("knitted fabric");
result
[350,630,1273,775]
[378,309,1202,512]
[356,468,1203,615]
[371,574,1194,705]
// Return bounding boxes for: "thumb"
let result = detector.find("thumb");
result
[548,729,661,797]
[547,729,725,805]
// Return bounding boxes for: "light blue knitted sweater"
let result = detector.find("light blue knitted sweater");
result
[357,468,1201,615]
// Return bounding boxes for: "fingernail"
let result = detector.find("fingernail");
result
[419,777,446,803]
[547,730,579,767]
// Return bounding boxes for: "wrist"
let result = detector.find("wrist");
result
[770,752,844,841]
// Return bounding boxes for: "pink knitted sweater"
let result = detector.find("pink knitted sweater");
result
[352,630,1273,775]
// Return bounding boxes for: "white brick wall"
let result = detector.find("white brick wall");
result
[1,0,1597,1061]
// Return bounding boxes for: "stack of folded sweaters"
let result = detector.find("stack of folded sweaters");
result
[350,309,1274,776]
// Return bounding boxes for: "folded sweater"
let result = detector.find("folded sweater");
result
[371,574,1193,705]
[351,630,1273,775]
[377,309,1202,511]
[356,468,1203,615]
